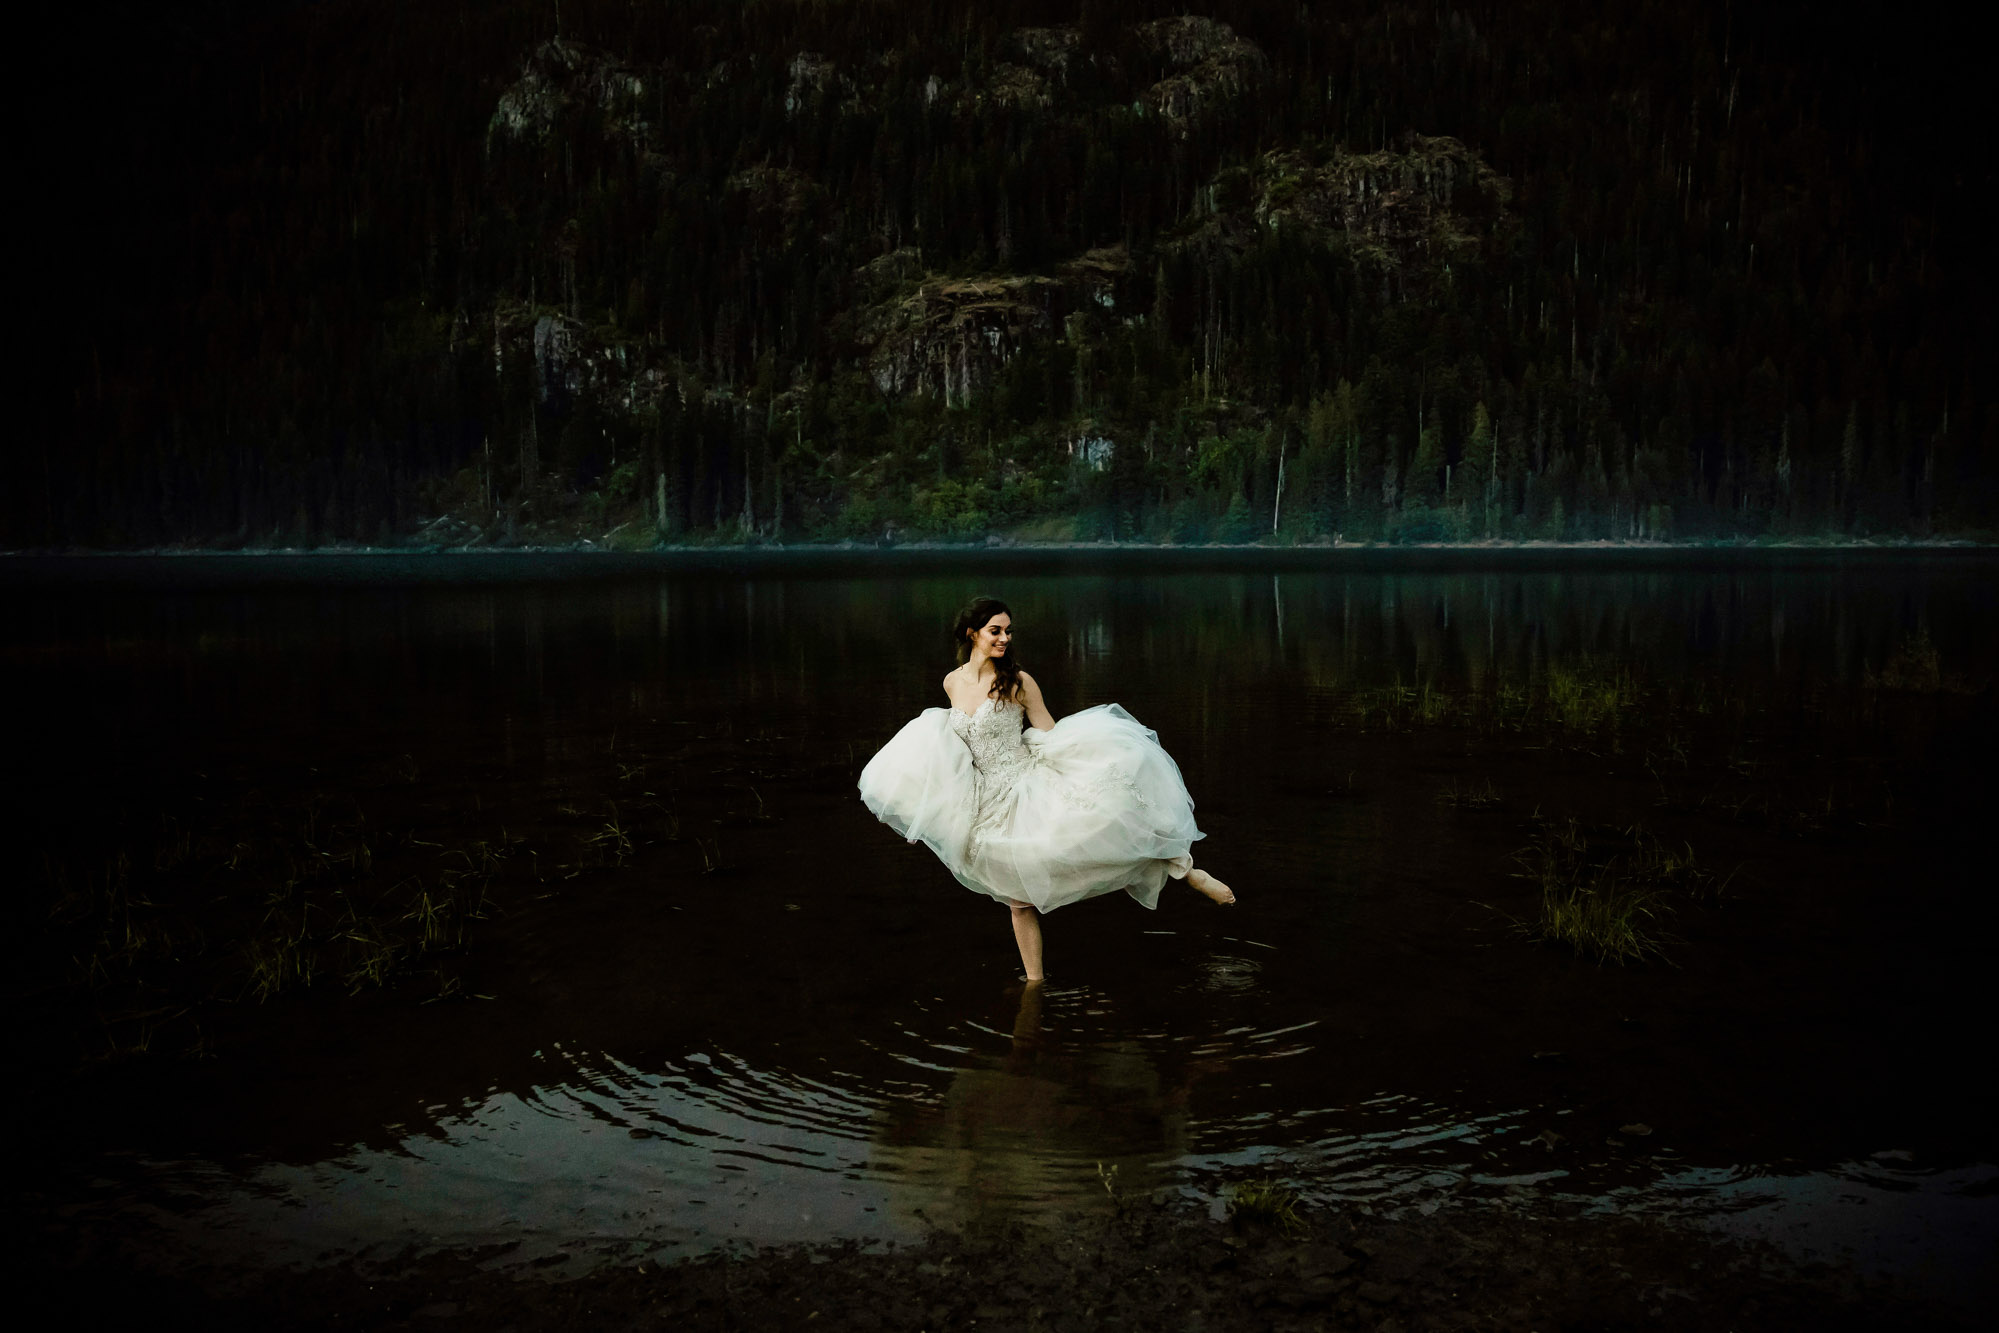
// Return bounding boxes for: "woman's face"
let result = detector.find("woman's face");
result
[972,613,1012,658]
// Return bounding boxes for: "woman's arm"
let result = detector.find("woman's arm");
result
[1018,671,1056,731]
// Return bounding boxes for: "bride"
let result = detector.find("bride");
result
[859,596,1234,981]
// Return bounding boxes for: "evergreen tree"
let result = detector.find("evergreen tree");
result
[1463,402,1497,536]
[1407,425,1446,509]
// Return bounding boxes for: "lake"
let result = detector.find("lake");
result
[11,553,1997,1307]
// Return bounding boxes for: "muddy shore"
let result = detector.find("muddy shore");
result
[34,1200,1975,1332]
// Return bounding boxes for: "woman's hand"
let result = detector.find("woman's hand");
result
[1019,671,1056,731]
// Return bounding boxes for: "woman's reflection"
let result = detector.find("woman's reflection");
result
[869,981,1193,1230]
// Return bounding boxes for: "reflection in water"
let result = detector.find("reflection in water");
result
[870,982,1190,1231]
[1654,1159,1998,1300]
[43,974,1996,1299]
[13,560,1997,1301]
[18,565,1996,770]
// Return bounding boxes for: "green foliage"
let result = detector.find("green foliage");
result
[1388,504,1467,544]
[1535,876,1669,966]
[604,460,642,504]
[914,479,992,539]
[1407,426,1446,507]
[1220,492,1258,543]
[1514,817,1715,965]
[1226,1178,1308,1235]
[1191,432,1251,494]
[1546,662,1635,732]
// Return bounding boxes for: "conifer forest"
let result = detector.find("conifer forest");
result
[33,0,1996,549]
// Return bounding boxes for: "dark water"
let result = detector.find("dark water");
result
[12,559,1998,1302]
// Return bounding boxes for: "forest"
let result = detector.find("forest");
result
[28,0,1995,548]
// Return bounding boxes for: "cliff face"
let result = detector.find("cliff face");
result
[475,18,1312,444]
[1169,135,1513,283]
[34,1,1989,548]
[489,38,653,146]
[479,19,1513,450]
[1135,15,1269,123]
[860,270,1064,403]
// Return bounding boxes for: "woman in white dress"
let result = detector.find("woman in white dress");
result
[859,596,1235,981]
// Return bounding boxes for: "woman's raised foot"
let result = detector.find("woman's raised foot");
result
[1186,868,1236,905]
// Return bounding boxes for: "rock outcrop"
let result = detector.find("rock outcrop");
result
[1175,135,1513,274]
[1136,16,1269,123]
[488,39,652,147]
[859,270,1063,403]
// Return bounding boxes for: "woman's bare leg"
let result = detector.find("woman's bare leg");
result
[1186,867,1236,905]
[1008,901,1045,980]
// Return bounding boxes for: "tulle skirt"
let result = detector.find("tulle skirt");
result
[859,703,1203,912]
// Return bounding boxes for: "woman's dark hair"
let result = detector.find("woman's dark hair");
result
[951,595,1023,704]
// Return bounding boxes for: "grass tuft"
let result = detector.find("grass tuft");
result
[1435,778,1502,809]
[1514,817,1701,964]
[581,806,635,867]
[1534,876,1668,965]
[1546,661,1635,732]
[1226,1178,1308,1235]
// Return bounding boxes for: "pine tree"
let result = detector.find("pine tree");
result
[1463,402,1496,535]
[1407,425,1445,508]
[1839,404,1862,525]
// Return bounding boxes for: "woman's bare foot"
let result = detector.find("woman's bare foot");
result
[1186,868,1236,905]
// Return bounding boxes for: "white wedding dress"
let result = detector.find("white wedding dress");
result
[859,696,1203,912]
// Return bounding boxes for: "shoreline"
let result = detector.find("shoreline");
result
[28,1195,1977,1331]
[4,539,1995,586]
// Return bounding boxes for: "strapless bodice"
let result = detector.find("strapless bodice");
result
[948,696,1034,792]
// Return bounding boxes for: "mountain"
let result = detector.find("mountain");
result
[29,0,1994,548]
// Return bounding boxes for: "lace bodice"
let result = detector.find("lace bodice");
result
[949,697,1034,792]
